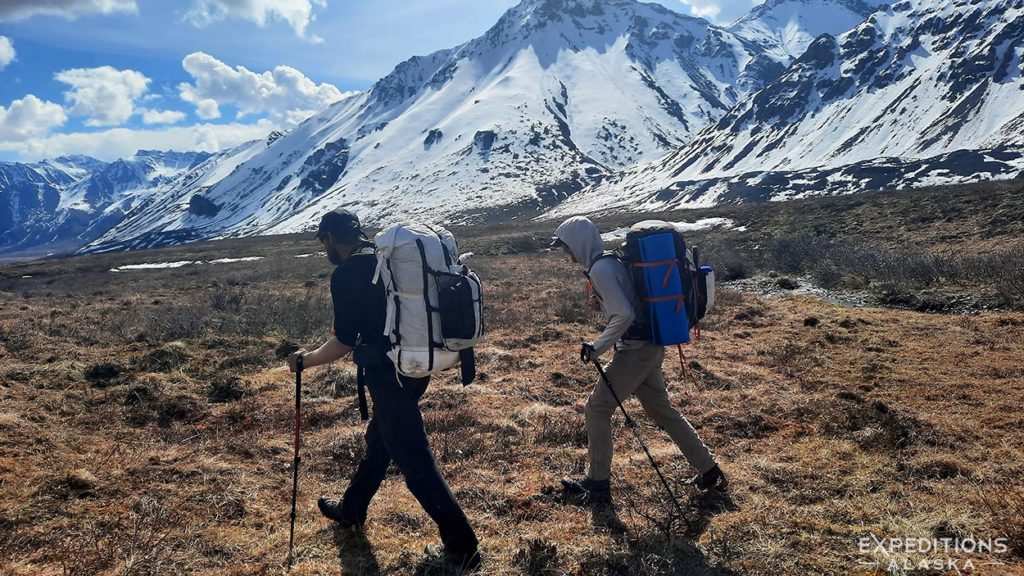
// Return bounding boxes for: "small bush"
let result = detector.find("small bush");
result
[820,398,925,452]
[84,362,123,385]
[137,342,189,372]
[325,430,365,470]
[208,286,244,313]
[763,234,1024,306]
[554,301,590,324]
[513,538,562,575]
[717,256,753,281]
[145,304,211,341]
[208,377,247,403]
[535,412,588,447]
[156,394,203,426]
[775,277,799,290]
[0,321,37,353]
[222,288,331,341]
[982,485,1024,558]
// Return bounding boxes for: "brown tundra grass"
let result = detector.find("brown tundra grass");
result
[2,183,1024,575]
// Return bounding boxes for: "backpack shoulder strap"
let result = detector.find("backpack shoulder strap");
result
[585,250,622,279]
[349,241,377,258]
[424,224,454,268]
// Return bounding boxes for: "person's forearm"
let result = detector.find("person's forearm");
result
[302,338,352,369]
[592,312,634,357]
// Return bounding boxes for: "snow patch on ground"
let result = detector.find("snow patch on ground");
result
[600,218,739,242]
[111,261,194,272]
[110,256,263,272]
[207,257,263,264]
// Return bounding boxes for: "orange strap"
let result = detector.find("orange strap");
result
[677,344,700,388]
[646,294,686,313]
[633,259,679,288]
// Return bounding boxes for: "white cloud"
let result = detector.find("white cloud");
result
[178,52,348,126]
[141,108,187,125]
[678,0,722,21]
[2,119,277,161]
[0,0,137,21]
[675,0,766,23]
[185,0,326,42]
[193,98,222,120]
[0,95,68,141]
[55,66,150,127]
[0,36,14,70]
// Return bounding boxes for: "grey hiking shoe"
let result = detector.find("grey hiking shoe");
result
[688,465,729,492]
[317,496,363,530]
[560,476,611,499]
[423,543,482,572]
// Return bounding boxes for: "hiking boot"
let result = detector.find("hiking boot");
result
[317,496,362,530]
[423,543,482,572]
[560,476,611,500]
[688,465,729,492]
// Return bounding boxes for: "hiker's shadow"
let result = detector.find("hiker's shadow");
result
[589,498,630,539]
[683,488,738,537]
[592,488,740,575]
[333,525,381,576]
[583,487,737,540]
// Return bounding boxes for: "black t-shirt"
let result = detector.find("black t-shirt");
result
[330,246,387,349]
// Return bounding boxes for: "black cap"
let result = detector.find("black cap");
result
[316,208,364,240]
[549,236,566,248]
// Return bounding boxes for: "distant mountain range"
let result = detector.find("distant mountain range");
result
[0,151,211,258]
[1,0,1021,259]
[558,0,1024,214]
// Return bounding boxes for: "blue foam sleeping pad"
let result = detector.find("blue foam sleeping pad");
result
[638,232,690,345]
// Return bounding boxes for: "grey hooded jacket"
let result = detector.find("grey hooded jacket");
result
[554,216,646,357]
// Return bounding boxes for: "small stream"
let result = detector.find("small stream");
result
[721,275,1006,314]
[722,275,876,308]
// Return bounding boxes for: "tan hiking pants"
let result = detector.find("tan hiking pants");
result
[585,342,716,482]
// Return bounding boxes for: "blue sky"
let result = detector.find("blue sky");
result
[0,0,761,162]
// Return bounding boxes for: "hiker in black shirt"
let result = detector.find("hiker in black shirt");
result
[287,209,480,571]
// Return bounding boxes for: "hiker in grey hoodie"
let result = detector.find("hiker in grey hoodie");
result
[552,216,727,498]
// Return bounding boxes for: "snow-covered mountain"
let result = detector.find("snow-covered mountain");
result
[5,0,1020,259]
[546,145,1024,216]
[728,0,885,61]
[81,0,812,252]
[0,150,212,255]
[559,0,1024,213]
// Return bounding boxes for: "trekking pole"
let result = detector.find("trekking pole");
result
[287,355,304,570]
[590,359,687,518]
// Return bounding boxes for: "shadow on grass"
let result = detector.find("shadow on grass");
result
[607,488,740,575]
[332,525,380,576]
[541,483,739,574]
[683,488,738,537]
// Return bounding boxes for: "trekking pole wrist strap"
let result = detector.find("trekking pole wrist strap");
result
[357,366,369,421]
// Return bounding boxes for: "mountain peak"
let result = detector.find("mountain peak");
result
[739,0,884,22]
[728,0,884,59]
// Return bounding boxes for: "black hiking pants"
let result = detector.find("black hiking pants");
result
[339,367,478,555]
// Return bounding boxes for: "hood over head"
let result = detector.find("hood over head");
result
[554,216,603,268]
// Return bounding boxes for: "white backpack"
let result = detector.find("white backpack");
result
[373,222,484,379]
